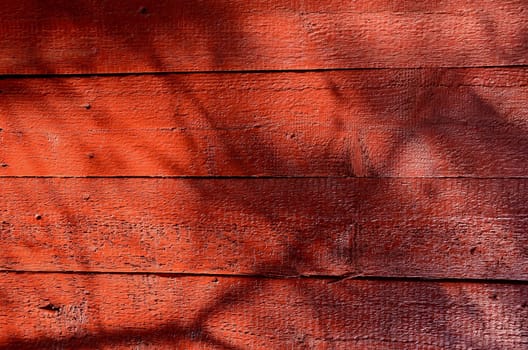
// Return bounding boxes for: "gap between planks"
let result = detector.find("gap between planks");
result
[2,270,528,285]
[2,64,528,79]
[2,175,528,179]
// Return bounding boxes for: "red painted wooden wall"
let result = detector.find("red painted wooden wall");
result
[1,1,528,348]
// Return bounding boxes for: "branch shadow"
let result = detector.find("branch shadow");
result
[1,1,528,349]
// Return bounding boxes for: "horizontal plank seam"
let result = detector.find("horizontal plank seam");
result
[2,175,528,180]
[2,270,528,284]
[1,64,528,79]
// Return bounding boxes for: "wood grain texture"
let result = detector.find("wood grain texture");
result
[1,178,528,280]
[1,0,527,74]
[1,68,528,177]
[1,273,527,349]
[3,1,528,347]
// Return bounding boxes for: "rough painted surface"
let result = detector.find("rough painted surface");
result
[1,68,528,176]
[2,0,528,348]
[1,274,527,349]
[1,0,528,74]
[1,178,527,280]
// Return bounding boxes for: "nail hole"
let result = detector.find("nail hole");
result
[138,6,148,15]
[212,277,219,283]
[1,163,8,168]
[83,103,91,110]
[35,214,42,220]
[469,247,476,255]
[87,153,95,159]
[39,303,61,312]
[490,293,498,300]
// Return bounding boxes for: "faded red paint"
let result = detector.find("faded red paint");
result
[0,1,527,73]
[0,69,527,177]
[0,0,527,348]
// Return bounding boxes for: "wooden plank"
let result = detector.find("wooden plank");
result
[1,273,527,349]
[1,178,528,280]
[1,68,528,177]
[1,0,527,74]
